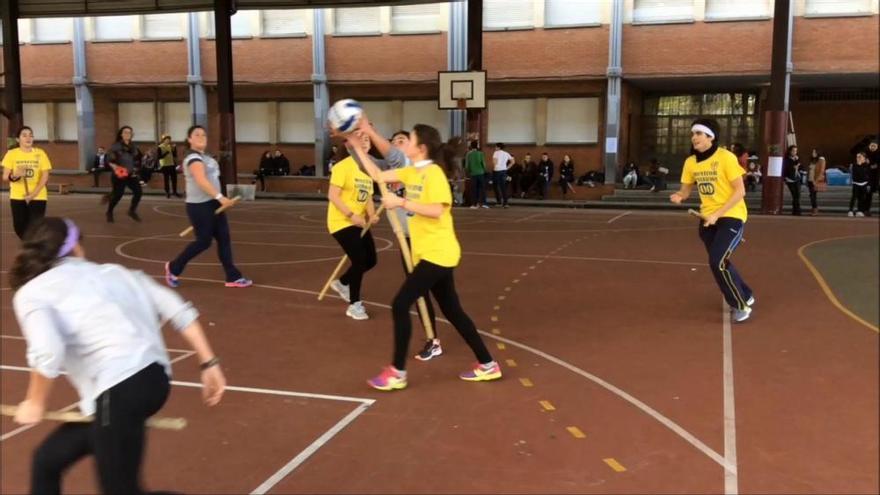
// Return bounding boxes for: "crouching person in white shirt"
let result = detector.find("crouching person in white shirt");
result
[9,217,226,495]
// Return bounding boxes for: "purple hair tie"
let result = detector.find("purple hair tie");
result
[57,219,80,258]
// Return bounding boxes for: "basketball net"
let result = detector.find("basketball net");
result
[456,99,467,111]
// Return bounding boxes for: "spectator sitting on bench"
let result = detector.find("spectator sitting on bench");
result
[646,158,669,192]
[90,146,110,187]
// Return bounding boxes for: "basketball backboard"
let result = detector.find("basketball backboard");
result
[438,71,487,110]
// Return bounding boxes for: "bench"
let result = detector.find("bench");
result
[48,183,73,194]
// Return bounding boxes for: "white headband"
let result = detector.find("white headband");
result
[691,124,715,139]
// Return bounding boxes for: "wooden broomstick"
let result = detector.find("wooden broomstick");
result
[318,205,385,301]
[0,404,187,431]
[179,196,242,237]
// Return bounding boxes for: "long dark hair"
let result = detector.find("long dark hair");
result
[115,126,133,143]
[9,217,77,292]
[411,124,464,176]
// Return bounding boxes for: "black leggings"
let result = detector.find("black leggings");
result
[807,181,818,209]
[30,363,171,495]
[400,237,437,338]
[785,181,801,215]
[107,174,143,214]
[161,167,178,196]
[850,184,870,213]
[331,225,377,303]
[391,260,493,371]
[10,199,47,239]
[169,200,243,282]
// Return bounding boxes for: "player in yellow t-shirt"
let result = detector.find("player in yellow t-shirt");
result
[1,126,52,239]
[326,131,380,321]
[350,124,502,391]
[670,118,755,323]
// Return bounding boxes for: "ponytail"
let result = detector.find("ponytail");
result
[9,217,78,292]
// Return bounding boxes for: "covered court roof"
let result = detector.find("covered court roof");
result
[15,0,448,18]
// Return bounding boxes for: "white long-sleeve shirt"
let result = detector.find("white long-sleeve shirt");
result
[12,258,199,415]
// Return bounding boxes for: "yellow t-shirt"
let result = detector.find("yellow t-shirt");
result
[681,148,748,222]
[326,156,374,234]
[397,163,461,268]
[2,147,52,201]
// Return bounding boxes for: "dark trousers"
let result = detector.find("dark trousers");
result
[331,225,377,303]
[698,218,753,311]
[785,180,801,215]
[10,199,47,239]
[30,363,171,495]
[807,181,818,209]
[391,260,493,371]
[492,170,508,205]
[509,173,523,197]
[400,237,437,339]
[469,174,487,206]
[169,200,243,282]
[160,167,178,196]
[91,168,110,187]
[107,175,143,214]
[850,184,870,214]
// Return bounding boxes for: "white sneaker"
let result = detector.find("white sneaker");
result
[346,301,369,320]
[746,296,756,307]
[469,205,478,209]
[856,211,865,217]
[732,306,752,323]
[480,204,490,209]
[848,211,855,217]
[330,280,350,303]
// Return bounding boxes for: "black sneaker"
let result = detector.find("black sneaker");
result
[414,339,443,361]
[128,210,142,222]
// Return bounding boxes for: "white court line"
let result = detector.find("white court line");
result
[607,211,632,224]
[722,301,739,494]
[167,276,734,475]
[249,402,371,495]
[515,212,551,223]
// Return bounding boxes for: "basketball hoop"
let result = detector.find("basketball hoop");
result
[456,99,468,111]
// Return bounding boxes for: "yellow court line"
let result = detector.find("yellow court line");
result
[505,359,517,367]
[519,378,534,387]
[797,236,879,333]
[603,458,627,472]
[490,315,499,322]
[496,342,506,350]
[491,328,502,335]
[539,400,555,411]
[566,426,585,438]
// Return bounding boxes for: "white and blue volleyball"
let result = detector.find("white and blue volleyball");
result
[327,99,363,134]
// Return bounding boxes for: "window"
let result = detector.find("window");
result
[392,4,441,33]
[403,101,447,140]
[118,102,156,142]
[633,0,694,24]
[705,0,770,20]
[805,0,872,16]
[488,99,536,143]
[546,98,599,143]
[56,103,79,141]
[234,102,270,143]
[261,10,307,36]
[279,102,315,143]
[640,93,758,177]
[93,15,136,41]
[143,13,185,39]
[205,11,255,38]
[162,102,190,142]
[484,0,534,29]
[545,0,602,27]
[334,7,381,35]
[32,18,72,43]
[359,101,394,138]
[23,103,49,141]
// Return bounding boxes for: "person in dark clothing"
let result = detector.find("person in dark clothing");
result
[253,151,272,191]
[519,153,537,198]
[866,140,879,210]
[273,150,290,176]
[646,158,668,192]
[535,153,553,199]
[106,126,144,223]
[90,146,110,187]
[558,154,575,197]
[508,158,524,198]
[782,145,802,216]
[622,161,640,189]
[848,151,872,217]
